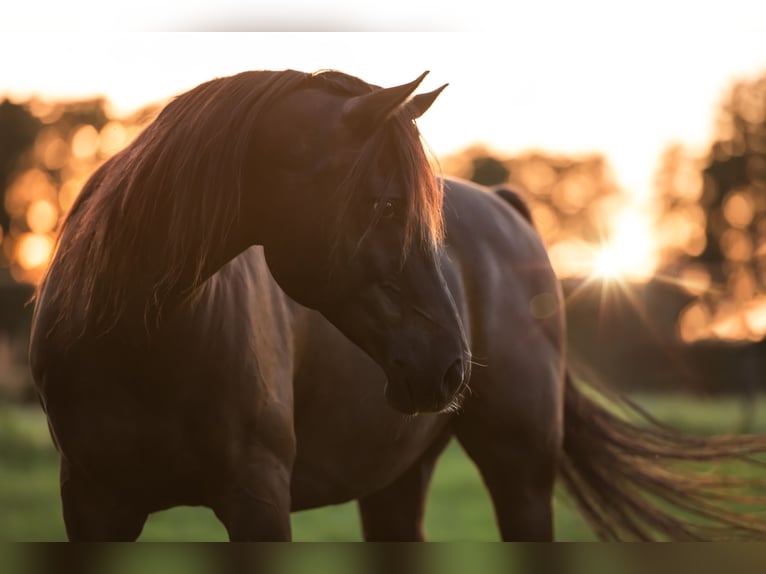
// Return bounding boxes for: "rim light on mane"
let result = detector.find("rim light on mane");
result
[37,69,443,338]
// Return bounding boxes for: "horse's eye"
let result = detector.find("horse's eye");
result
[374,198,401,220]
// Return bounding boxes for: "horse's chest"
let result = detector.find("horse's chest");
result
[289,410,449,510]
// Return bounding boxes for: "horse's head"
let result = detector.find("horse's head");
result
[248,71,469,414]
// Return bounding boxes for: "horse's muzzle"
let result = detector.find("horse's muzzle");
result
[384,356,468,415]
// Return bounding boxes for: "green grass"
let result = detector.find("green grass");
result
[1,393,766,541]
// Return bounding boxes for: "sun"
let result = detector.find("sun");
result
[592,246,623,280]
[591,203,659,281]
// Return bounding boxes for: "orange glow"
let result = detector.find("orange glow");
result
[4,168,57,218]
[528,202,560,239]
[58,179,83,213]
[710,310,748,341]
[26,199,59,234]
[672,159,703,202]
[548,240,598,278]
[14,233,54,270]
[744,297,766,336]
[679,302,712,343]
[547,201,659,282]
[35,128,69,170]
[721,228,753,262]
[99,121,130,154]
[657,205,707,258]
[591,205,658,282]
[728,266,756,302]
[552,174,592,214]
[517,160,556,195]
[723,189,755,228]
[678,265,712,296]
[591,246,622,280]
[28,98,64,124]
[71,124,100,159]
[685,297,766,343]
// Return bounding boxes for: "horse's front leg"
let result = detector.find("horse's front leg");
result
[357,430,452,541]
[213,447,294,541]
[60,458,148,541]
[454,363,563,541]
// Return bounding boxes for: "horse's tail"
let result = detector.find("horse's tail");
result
[560,371,766,540]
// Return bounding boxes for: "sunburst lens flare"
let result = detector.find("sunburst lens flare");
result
[592,246,622,281]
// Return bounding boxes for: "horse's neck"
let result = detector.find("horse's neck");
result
[44,194,250,341]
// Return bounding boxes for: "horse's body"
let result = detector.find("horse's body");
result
[31,69,473,540]
[33,176,561,540]
[30,70,766,541]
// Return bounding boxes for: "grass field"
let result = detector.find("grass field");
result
[2,393,766,541]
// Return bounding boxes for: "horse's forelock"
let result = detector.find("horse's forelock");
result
[307,71,443,262]
[332,113,444,265]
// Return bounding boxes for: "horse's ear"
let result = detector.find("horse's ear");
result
[406,84,448,119]
[342,71,430,132]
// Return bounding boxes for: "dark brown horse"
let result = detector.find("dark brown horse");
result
[30,69,468,540]
[294,177,766,541]
[29,70,766,541]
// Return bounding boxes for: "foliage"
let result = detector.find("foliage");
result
[442,145,624,273]
[0,97,157,284]
[654,73,766,341]
[0,100,41,245]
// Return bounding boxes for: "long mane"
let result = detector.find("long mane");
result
[38,69,443,338]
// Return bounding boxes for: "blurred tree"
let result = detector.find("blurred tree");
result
[0,100,41,243]
[652,73,766,342]
[653,144,711,270]
[699,76,766,291]
[1,97,152,284]
[469,155,509,186]
[443,145,623,262]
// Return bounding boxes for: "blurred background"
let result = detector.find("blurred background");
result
[3,12,766,540]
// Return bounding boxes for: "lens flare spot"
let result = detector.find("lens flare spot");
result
[15,233,55,270]
[71,124,100,159]
[723,189,755,229]
[530,292,558,319]
[26,199,59,234]
[679,302,712,343]
[99,121,129,154]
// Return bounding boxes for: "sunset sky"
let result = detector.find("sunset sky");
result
[3,3,766,199]
[3,3,766,337]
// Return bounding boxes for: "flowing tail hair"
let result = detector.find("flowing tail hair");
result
[560,371,766,540]
[490,184,766,539]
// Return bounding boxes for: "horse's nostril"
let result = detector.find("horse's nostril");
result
[443,359,464,394]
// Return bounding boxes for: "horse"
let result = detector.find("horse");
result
[292,177,766,541]
[29,70,766,541]
[29,68,468,541]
